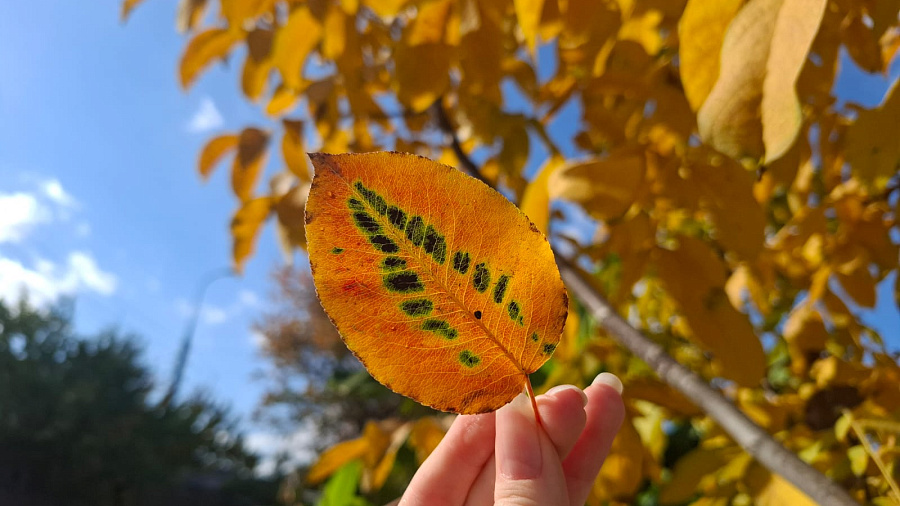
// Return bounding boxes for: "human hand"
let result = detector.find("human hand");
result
[397,373,625,506]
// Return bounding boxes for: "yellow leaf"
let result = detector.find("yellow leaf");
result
[678,0,743,111]
[659,446,734,504]
[306,421,389,485]
[394,43,452,112]
[179,28,243,89]
[265,83,299,116]
[835,266,877,308]
[761,0,827,163]
[305,152,568,414]
[241,56,272,101]
[691,153,765,259]
[747,468,817,506]
[272,6,322,90]
[624,378,702,417]
[845,78,900,192]
[618,8,663,55]
[322,4,346,59]
[121,0,146,21]
[274,183,310,253]
[408,417,447,464]
[655,237,766,386]
[176,0,208,33]
[231,197,273,272]
[367,422,412,492]
[281,119,309,181]
[590,417,644,501]
[520,157,564,235]
[406,0,453,46]
[361,0,409,18]
[198,134,239,180]
[220,0,273,27]
[515,0,545,55]
[549,149,646,221]
[783,306,827,375]
[842,8,884,73]
[231,128,269,202]
[698,0,827,163]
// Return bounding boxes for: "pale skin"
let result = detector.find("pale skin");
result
[395,373,625,506]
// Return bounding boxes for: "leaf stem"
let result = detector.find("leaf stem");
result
[525,375,543,429]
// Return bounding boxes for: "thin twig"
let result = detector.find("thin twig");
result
[431,102,858,506]
[429,100,491,186]
[844,409,900,503]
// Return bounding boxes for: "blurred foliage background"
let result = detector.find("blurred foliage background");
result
[120,0,900,504]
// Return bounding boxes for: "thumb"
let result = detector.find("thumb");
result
[494,393,568,506]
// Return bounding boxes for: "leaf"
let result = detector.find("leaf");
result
[179,28,243,89]
[845,78,900,192]
[281,119,309,181]
[307,421,390,485]
[121,0,146,21]
[698,0,827,163]
[198,134,239,180]
[548,149,646,221]
[272,6,322,90]
[589,417,645,501]
[274,183,310,253]
[655,237,766,387]
[746,467,818,506]
[318,460,366,506]
[678,0,743,111]
[515,0,545,55]
[231,127,269,202]
[408,417,447,464]
[176,0,208,33]
[659,446,734,504]
[231,197,273,272]
[407,0,454,46]
[305,152,567,414]
[394,43,452,113]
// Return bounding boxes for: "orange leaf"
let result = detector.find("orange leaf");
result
[231,128,269,202]
[179,28,243,89]
[231,197,273,272]
[198,134,239,180]
[121,0,146,21]
[305,152,568,414]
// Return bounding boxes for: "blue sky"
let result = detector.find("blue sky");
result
[0,0,898,471]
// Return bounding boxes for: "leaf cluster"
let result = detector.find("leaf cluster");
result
[124,0,900,503]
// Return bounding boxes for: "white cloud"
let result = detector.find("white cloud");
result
[238,289,260,308]
[0,192,49,243]
[246,426,318,476]
[0,251,118,308]
[175,298,230,325]
[187,97,224,133]
[40,179,77,208]
[249,329,268,350]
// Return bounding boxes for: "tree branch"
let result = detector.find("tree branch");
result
[432,100,858,506]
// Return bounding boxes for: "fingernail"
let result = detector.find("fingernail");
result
[545,384,588,406]
[591,372,623,394]
[497,393,542,480]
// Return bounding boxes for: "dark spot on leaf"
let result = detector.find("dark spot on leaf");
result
[530,332,539,342]
[387,206,407,230]
[381,256,407,271]
[331,247,344,254]
[352,212,380,234]
[400,298,434,317]
[452,251,470,274]
[422,319,457,339]
[474,310,482,319]
[459,350,481,368]
[493,275,510,303]
[472,263,490,293]
[406,216,425,246]
[383,271,424,293]
[542,343,557,355]
[348,198,365,212]
[507,300,520,320]
[354,181,387,215]
[422,225,447,264]
[369,234,399,253]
